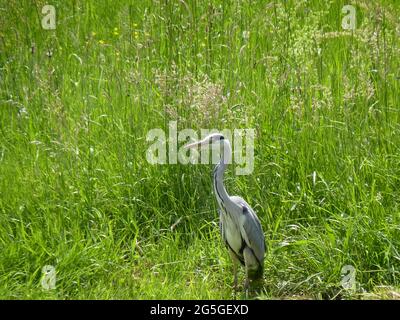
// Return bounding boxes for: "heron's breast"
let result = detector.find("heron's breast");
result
[222,214,243,255]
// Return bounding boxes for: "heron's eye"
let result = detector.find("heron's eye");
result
[219,136,224,140]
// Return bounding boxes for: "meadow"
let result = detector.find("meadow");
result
[1,0,400,299]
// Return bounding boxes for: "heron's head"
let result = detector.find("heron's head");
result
[184,133,225,149]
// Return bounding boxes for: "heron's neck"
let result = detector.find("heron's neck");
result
[213,140,232,206]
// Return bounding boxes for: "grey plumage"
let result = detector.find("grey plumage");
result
[186,133,266,290]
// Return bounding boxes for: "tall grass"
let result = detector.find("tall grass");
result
[1,0,400,299]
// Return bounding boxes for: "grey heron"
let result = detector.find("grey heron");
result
[185,133,265,291]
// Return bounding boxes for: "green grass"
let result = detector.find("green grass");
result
[1,0,400,299]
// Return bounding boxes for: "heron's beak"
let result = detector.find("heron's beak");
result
[184,138,209,149]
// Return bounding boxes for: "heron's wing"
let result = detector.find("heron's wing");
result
[230,196,265,264]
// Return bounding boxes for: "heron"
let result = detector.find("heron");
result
[185,133,265,291]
